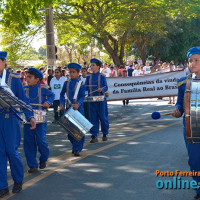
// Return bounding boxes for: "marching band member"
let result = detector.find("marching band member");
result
[0,51,36,197]
[85,58,109,143]
[60,63,86,156]
[172,47,200,200]
[23,68,55,173]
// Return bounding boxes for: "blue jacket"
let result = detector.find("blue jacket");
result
[176,76,187,116]
[85,71,108,96]
[60,79,85,111]
[24,84,55,110]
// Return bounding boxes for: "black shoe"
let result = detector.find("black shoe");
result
[194,194,200,199]
[102,134,108,141]
[28,167,38,173]
[12,182,22,194]
[90,136,98,143]
[39,162,46,169]
[73,151,80,157]
[0,188,9,198]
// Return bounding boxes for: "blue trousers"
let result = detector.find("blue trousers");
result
[68,134,85,152]
[89,100,109,136]
[24,122,49,168]
[182,117,200,194]
[65,106,85,152]
[0,114,24,190]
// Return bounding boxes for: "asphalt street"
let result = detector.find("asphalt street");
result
[3,98,195,200]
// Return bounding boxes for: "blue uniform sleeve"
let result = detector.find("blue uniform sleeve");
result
[14,78,34,121]
[77,83,86,107]
[175,77,186,116]
[60,81,67,106]
[42,88,55,105]
[101,75,108,95]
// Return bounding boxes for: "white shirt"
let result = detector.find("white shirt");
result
[132,69,142,77]
[101,68,111,77]
[80,76,86,83]
[143,66,151,74]
[50,76,67,100]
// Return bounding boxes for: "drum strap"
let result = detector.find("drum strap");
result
[88,73,101,96]
[25,87,42,110]
[66,80,80,105]
[89,74,92,95]
[0,69,14,95]
[73,80,82,102]
[98,74,101,96]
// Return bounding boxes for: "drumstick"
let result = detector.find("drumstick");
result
[162,112,174,116]
[151,111,174,120]
[85,85,97,87]
[30,103,44,107]
[89,86,106,95]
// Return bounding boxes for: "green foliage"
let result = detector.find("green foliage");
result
[146,17,200,63]
[0,0,200,65]
[34,63,44,69]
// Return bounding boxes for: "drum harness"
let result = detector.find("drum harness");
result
[66,80,82,107]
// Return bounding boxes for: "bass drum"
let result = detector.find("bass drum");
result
[185,78,200,143]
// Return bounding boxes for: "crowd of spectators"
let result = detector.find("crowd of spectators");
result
[6,59,189,111]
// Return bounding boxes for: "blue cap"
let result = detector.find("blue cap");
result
[28,68,44,80]
[68,63,82,71]
[187,47,200,59]
[0,51,7,60]
[90,58,102,66]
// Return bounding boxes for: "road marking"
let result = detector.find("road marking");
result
[4,121,179,200]
[7,123,160,186]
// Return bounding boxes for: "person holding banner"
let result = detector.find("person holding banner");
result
[85,58,109,143]
[0,51,36,198]
[172,46,200,200]
[60,63,86,156]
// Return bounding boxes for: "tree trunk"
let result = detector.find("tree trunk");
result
[64,45,73,62]
[119,30,129,65]
[100,37,122,66]
[135,39,146,65]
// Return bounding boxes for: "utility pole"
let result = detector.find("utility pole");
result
[45,6,56,69]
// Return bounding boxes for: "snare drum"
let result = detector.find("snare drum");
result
[84,95,104,102]
[33,109,46,123]
[185,78,200,143]
[59,107,93,141]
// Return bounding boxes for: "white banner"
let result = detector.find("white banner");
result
[106,70,186,101]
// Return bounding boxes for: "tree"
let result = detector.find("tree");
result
[0,0,200,65]
[146,17,200,63]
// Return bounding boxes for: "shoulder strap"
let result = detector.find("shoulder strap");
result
[73,80,82,101]
[1,69,14,95]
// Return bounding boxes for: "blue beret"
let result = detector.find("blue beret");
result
[90,58,102,66]
[187,46,200,59]
[68,63,82,71]
[0,51,7,60]
[28,68,44,80]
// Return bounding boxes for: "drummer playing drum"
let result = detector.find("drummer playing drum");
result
[172,47,200,200]
[24,68,55,173]
[85,58,109,143]
[60,63,86,157]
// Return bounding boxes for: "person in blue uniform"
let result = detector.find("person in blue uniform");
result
[85,58,109,143]
[0,51,36,198]
[23,68,55,173]
[60,63,85,156]
[172,47,200,200]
